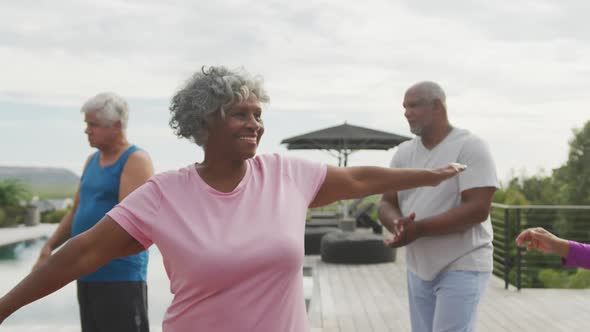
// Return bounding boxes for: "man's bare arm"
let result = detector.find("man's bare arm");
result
[33,155,93,270]
[378,189,404,234]
[119,150,154,202]
[419,187,496,236]
[387,187,496,248]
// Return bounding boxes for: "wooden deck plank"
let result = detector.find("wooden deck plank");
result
[344,264,375,331]
[355,264,391,332]
[331,264,356,331]
[307,246,590,332]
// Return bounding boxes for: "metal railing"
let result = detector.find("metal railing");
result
[491,203,590,290]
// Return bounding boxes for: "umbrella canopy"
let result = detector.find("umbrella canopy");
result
[281,122,411,166]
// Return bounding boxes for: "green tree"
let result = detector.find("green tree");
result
[493,184,528,205]
[0,179,31,206]
[520,175,561,204]
[0,180,30,227]
[553,121,590,205]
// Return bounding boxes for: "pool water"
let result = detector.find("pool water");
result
[0,238,313,331]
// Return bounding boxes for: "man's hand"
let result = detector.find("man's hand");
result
[384,212,421,248]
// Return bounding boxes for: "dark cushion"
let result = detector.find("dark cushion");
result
[320,232,395,264]
[304,227,342,255]
[309,211,339,219]
[305,219,339,228]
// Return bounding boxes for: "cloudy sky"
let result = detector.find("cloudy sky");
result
[1,0,588,183]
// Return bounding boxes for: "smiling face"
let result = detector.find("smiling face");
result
[205,98,265,161]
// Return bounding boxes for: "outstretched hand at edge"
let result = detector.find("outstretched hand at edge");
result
[516,227,570,258]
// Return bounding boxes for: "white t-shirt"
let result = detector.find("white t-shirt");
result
[390,128,498,281]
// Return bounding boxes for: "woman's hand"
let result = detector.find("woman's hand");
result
[432,163,466,186]
[516,227,570,258]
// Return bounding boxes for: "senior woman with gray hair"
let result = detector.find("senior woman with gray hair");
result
[0,66,465,332]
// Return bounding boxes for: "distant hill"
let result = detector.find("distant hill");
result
[0,166,79,198]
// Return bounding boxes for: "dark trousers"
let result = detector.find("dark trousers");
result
[77,281,150,332]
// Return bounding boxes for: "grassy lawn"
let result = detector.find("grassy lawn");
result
[29,184,76,199]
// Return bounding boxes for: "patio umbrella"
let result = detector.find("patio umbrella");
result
[281,122,411,217]
[280,122,411,166]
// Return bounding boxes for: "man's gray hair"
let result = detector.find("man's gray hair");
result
[169,66,270,146]
[80,92,129,130]
[408,81,447,109]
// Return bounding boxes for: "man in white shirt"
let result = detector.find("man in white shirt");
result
[379,81,498,332]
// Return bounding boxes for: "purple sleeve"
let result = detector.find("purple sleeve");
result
[106,179,162,249]
[562,241,590,270]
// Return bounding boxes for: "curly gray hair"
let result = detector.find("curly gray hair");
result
[169,66,270,146]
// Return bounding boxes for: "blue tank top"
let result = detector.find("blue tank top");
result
[72,145,148,282]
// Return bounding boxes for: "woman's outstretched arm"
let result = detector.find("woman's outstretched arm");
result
[0,216,144,324]
[515,227,590,270]
[310,163,464,207]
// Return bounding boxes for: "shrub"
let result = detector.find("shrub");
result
[568,269,590,289]
[0,206,25,228]
[41,208,70,224]
[538,269,569,288]
[537,268,590,289]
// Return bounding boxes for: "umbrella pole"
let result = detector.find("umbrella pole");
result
[340,150,350,217]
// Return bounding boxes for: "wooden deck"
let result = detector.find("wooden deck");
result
[306,247,590,331]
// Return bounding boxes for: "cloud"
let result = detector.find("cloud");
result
[399,0,590,42]
[1,0,589,181]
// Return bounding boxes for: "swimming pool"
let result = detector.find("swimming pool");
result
[0,238,313,331]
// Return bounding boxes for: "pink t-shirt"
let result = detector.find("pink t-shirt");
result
[107,154,327,332]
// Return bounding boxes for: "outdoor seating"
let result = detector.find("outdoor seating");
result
[308,210,339,219]
[304,197,385,256]
[350,202,383,234]
[305,219,339,228]
[320,232,395,264]
[304,227,342,255]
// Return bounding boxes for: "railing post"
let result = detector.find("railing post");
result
[504,208,510,289]
[516,208,522,290]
